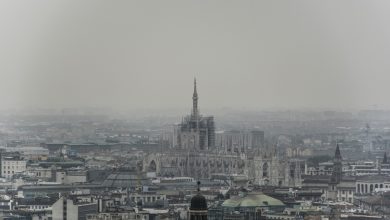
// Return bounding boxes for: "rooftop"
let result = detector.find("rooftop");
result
[222,193,284,208]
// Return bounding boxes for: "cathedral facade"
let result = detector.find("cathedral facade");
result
[143,79,303,187]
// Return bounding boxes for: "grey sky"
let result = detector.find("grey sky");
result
[1,1,390,111]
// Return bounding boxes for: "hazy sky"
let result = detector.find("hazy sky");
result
[1,1,390,111]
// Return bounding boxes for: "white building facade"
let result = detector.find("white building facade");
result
[1,157,27,179]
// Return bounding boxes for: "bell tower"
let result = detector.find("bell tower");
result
[328,144,343,201]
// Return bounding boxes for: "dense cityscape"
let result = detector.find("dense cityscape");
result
[2,1,390,219]
[0,80,389,219]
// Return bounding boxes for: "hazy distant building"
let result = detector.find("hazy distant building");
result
[175,79,215,150]
[144,80,246,179]
[363,123,373,152]
[215,130,264,153]
[144,79,303,187]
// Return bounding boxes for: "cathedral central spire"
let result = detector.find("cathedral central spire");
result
[192,78,198,118]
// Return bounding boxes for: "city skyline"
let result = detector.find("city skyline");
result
[1,1,390,219]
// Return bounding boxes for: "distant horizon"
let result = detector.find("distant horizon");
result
[1,106,390,116]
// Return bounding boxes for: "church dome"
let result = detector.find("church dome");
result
[190,181,207,211]
[190,193,207,210]
[222,193,284,208]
